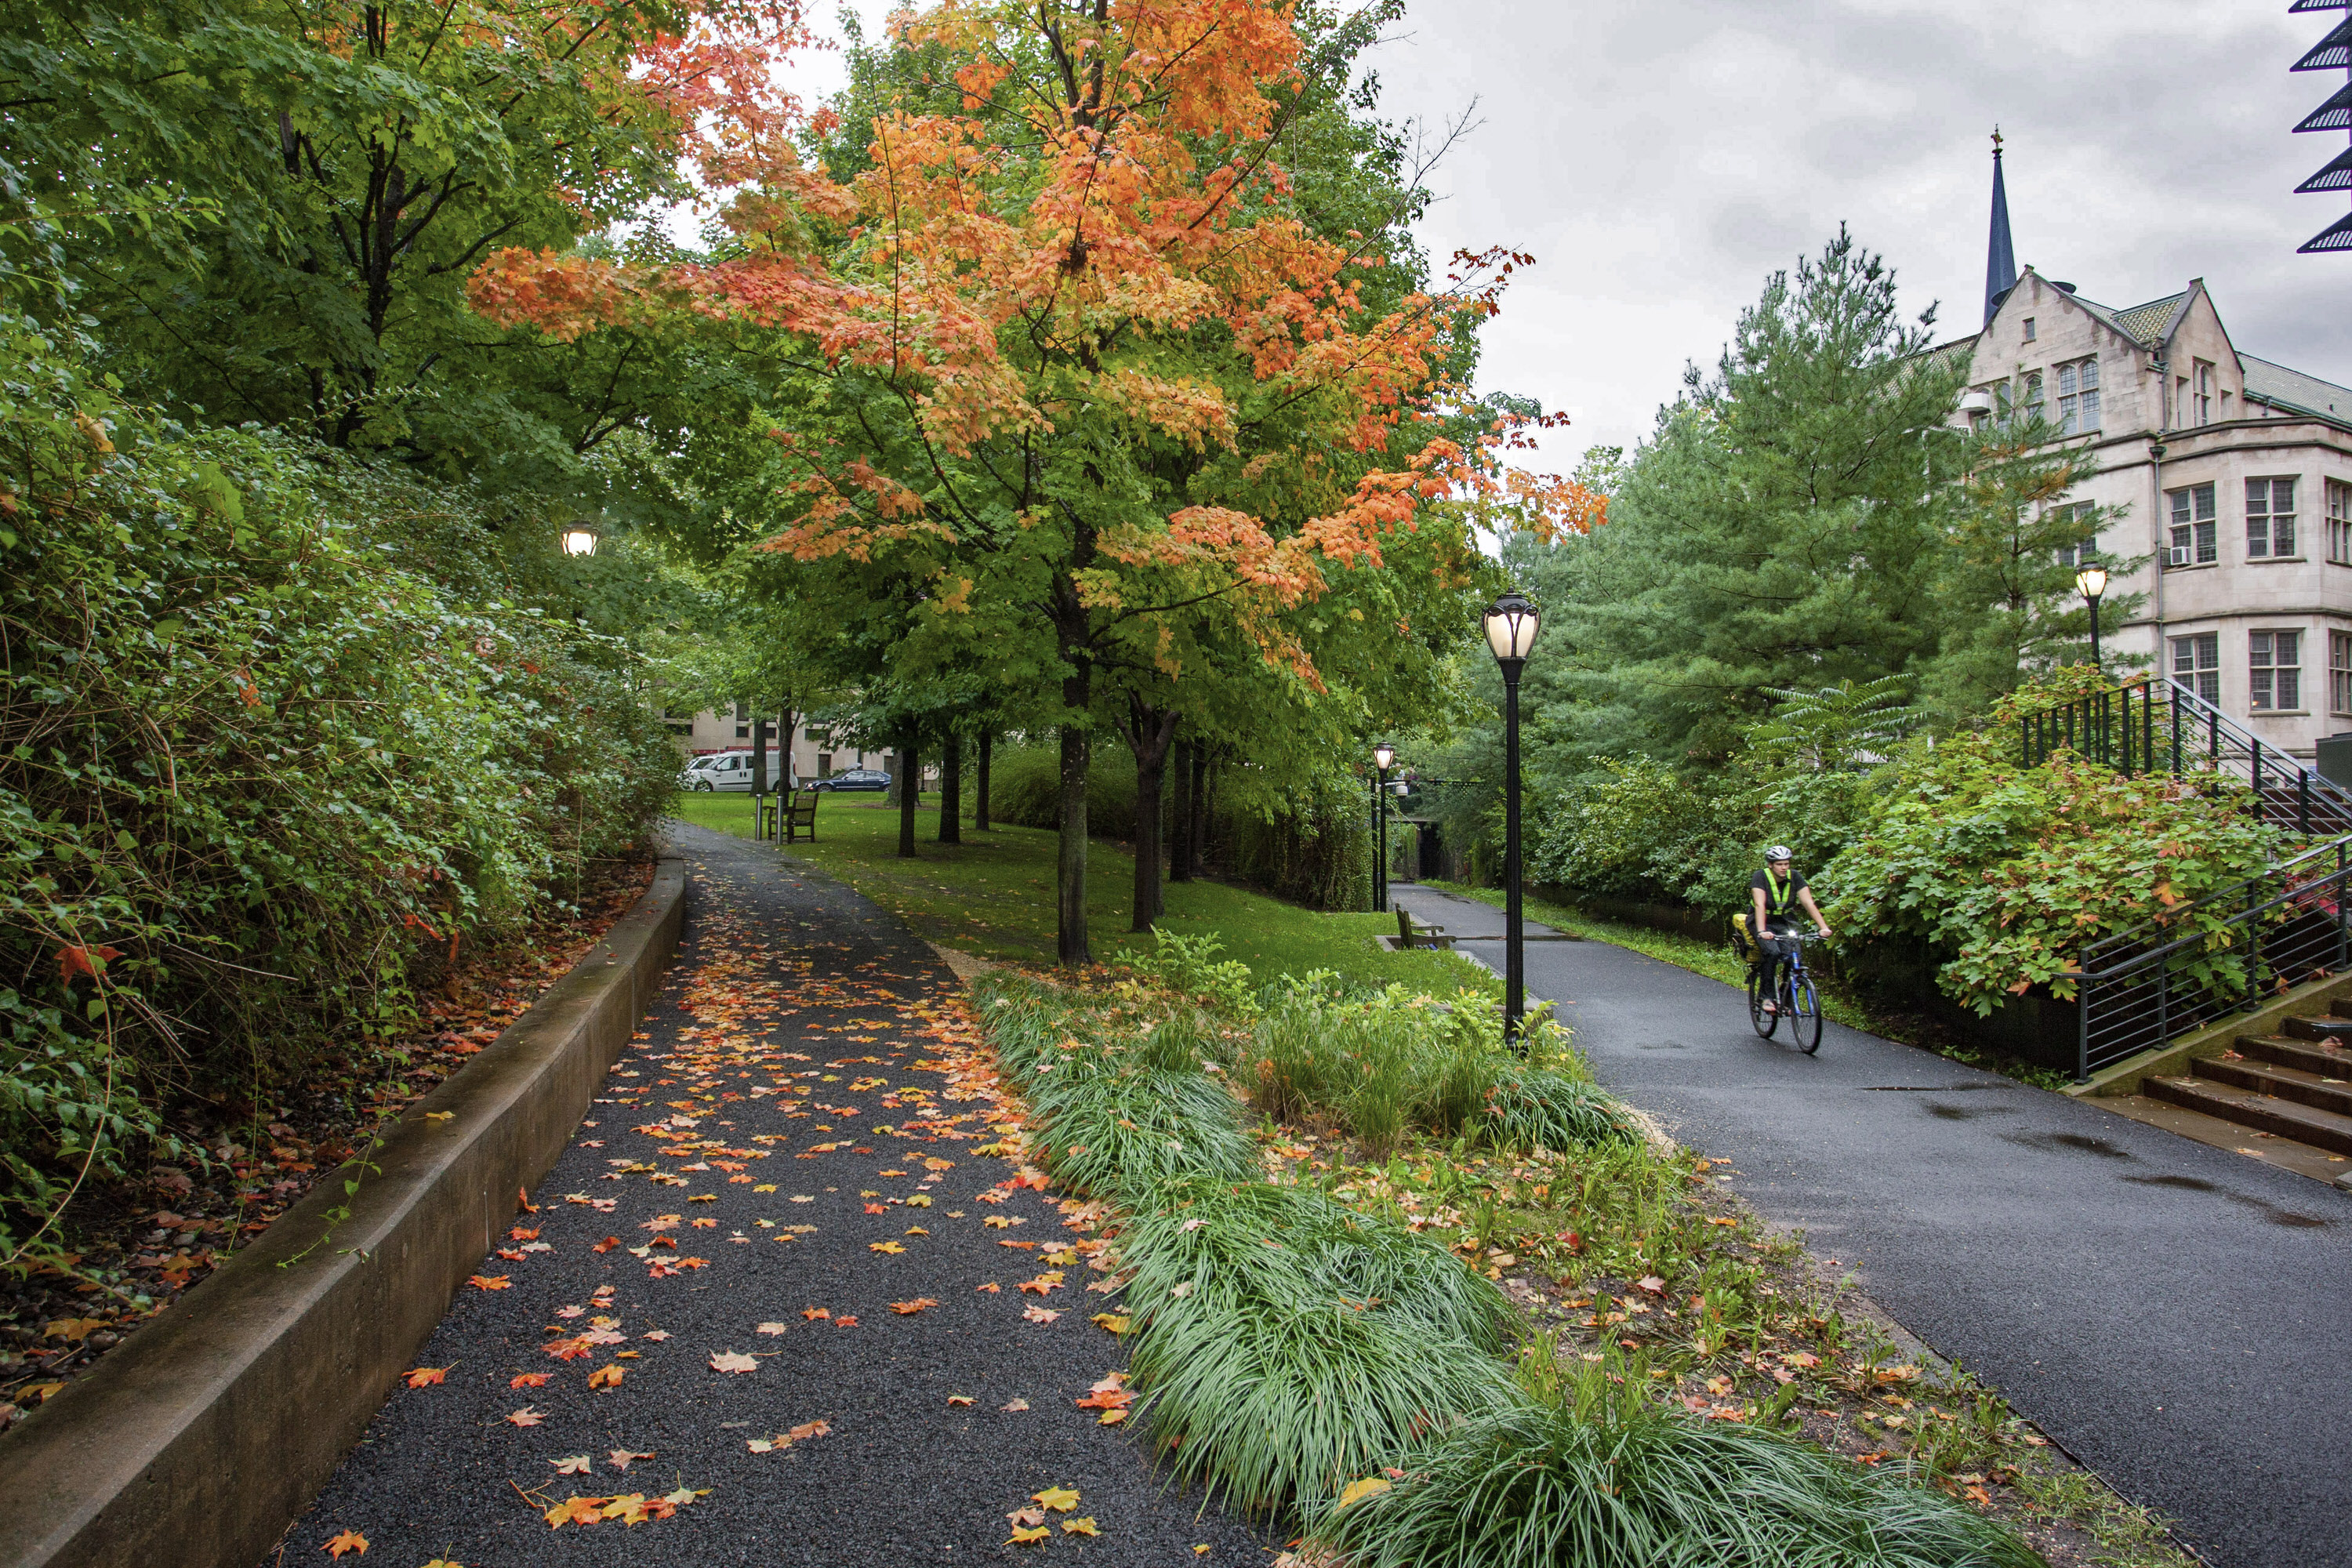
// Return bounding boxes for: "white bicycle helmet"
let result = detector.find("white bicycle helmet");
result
[1765,845,1794,862]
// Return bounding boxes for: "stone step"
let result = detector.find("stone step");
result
[2238,1033,2352,1077]
[2281,1014,2352,1044]
[2143,1075,2352,1157]
[2195,1056,2352,1119]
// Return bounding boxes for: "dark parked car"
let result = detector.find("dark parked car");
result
[808,768,891,793]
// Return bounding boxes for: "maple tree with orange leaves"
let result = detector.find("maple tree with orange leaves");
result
[469,0,1603,960]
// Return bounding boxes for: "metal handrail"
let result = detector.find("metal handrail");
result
[2016,676,2352,839]
[2081,833,2350,969]
[2070,839,2352,1080]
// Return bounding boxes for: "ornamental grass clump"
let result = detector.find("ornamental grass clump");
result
[1128,1292,1516,1516]
[1312,1392,2042,1568]
[1033,1070,1256,1204]
[1479,1066,1639,1152]
[1121,1178,1514,1352]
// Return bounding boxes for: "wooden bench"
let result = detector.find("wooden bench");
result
[758,789,821,843]
[1396,907,1453,949]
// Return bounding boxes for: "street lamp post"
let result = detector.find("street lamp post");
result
[1482,590,1542,1044]
[2076,564,2107,675]
[559,518,602,557]
[1372,741,1396,913]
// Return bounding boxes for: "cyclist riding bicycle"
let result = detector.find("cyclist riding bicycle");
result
[1749,847,1831,1015]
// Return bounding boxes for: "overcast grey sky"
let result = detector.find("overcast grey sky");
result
[1369,0,2352,470]
[779,1,2351,474]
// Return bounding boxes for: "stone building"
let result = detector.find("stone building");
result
[1945,143,2352,758]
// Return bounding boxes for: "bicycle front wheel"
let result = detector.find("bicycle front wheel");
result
[1748,969,1779,1039]
[1791,974,1823,1054]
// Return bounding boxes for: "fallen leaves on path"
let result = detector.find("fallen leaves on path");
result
[322,1529,368,1556]
[869,1240,906,1254]
[510,1373,550,1388]
[609,1449,653,1470]
[890,1298,938,1315]
[1022,1305,1061,1324]
[551,1455,592,1475]
[1001,1397,1030,1411]
[1063,1517,1101,1536]
[403,1367,449,1388]
[747,1419,831,1454]
[708,1351,758,1374]
[756,1321,790,1335]
[1033,1486,1080,1512]
[587,1364,624,1390]
[506,1406,546,1426]
[467,1275,510,1291]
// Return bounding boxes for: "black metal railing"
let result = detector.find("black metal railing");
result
[2067,836,2352,1079]
[2017,677,2352,838]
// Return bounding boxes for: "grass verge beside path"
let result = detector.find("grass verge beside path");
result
[667,792,1491,995]
[1421,881,2074,1093]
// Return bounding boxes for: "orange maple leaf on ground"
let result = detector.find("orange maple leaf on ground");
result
[510,1372,550,1388]
[544,1495,604,1528]
[587,1364,624,1389]
[1022,1305,1061,1324]
[1016,1272,1065,1295]
[890,1298,938,1315]
[467,1275,510,1290]
[322,1529,368,1556]
[402,1367,449,1388]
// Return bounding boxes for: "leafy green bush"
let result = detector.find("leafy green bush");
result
[1312,1389,2042,1568]
[1824,682,2284,1013]
[0,314,674,1259]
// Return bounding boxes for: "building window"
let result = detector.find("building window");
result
[2053,503,2098,567]
[2022,370,2045,423]
[2193,361,2214,426]
[2246,478,2297,558]
[2023,317,2037,342]
[2333,633,2352,716]
[2250,630,2303,711]
[2330,480,2352,564]
[817,752,833,778]
[2172,633,2220,703]
[2168,483,2217,564]
[2056,358,2100,435]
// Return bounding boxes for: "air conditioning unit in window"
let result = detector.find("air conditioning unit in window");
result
[2168,545,2191,567]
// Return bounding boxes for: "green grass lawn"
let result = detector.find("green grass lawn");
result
[666,791,1491,994]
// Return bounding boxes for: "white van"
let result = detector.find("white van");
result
[684,750,789,792]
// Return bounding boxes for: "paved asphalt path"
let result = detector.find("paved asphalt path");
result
[1395,884,2350,1568]
[288,826,1272,1566]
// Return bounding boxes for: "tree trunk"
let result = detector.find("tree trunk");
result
[1120,699,1180,933]
[1189,746,1211,876]
[898,727,920,858]
[974,728,994,830]
[937,724,962,844]
[1167,733,1194,884]
[779,709,797,789]
[750,715,770,798]
[1057,676,1091,965]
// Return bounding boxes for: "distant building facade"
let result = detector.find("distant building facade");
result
[1948,147,2352,757]
[656,702,873,780]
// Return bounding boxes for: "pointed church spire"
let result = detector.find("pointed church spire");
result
[1985,128,2017,325]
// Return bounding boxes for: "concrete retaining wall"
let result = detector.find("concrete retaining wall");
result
[0,858,688,1568]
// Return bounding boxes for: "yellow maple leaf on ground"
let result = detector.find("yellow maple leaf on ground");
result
[1091,1313,1130,1334]
[870,1240,906,1254]
[544,1495,605,1528]
[587,1364,624,1389]
[1006,1526,1050,1546]
[1033,1486,1080,1512]
[601,1494,650,1526]
[1336,1475,1392,1510]
[1062,1517,1101,1536]
[322,1528,368,1556]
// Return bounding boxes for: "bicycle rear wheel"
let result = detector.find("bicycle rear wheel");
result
[1748,968,1779,1039]
[1790,973,1823,1054]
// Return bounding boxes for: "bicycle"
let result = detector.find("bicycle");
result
[1746,930,1824,1054]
